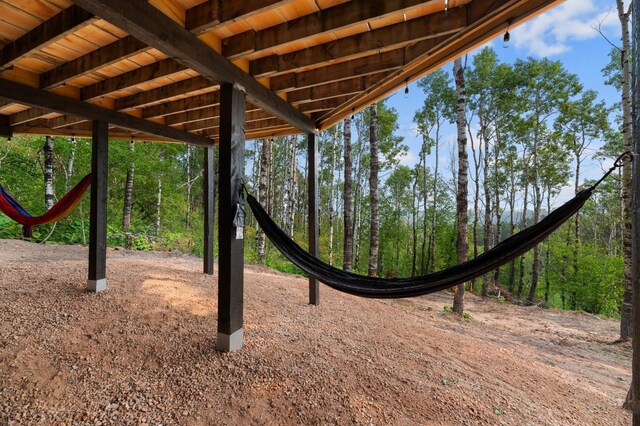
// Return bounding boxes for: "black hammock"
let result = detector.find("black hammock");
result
[245,154,626,299]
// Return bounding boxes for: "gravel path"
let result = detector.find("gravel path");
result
[0,239,632,425]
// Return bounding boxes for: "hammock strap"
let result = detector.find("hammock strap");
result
[0,173,91,237]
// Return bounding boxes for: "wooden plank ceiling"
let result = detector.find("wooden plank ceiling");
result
[0,0,565,144]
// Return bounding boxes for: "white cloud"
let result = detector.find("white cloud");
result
[510,0,621,57]
[397,150,418,167]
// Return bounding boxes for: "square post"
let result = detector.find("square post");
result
[217,83,245,352]
[203,146,215,275]
[88,120,108,292]
[308,133,319,305]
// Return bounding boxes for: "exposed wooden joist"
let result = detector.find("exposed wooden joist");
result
[40,36,147,89]
[250,6,467,77]
[73,0,316,134]
[182,109,273,132]
[0,78,212,147]
[199,118,288,138]
[82,58,187,101]
[223,0,440,59]
[114,76,213,111]
[141,90,219,118]
[186,0,292,34]
[166,102,259,126]
[298,95,355,114]
[270,36,449,93]
[0,5,96,71]
[49,115,86,129]
[287,71,393,105]
[317,0,559,130]
[9,107,51,126]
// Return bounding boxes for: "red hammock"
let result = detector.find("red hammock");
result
[0,174,91,237]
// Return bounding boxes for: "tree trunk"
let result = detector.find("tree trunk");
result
[43,136,55,209]
[527,126,543,305]
[155,176,162,236]
[469,126,481,292]
[368,103,380,277]
[493,131,502,287]
[257,138,270,264]
[481,126,493,297]
[517,153,530,300]
[287,135,298,237]
[328,129,337,265]
[428,134,439,273]
[617,0,633,341]
[343,117,354,271]
[184,145,193,229]
[453,57,468,314]
[123,140,135,236]
[421,147,428,274]
[65,137,76,191]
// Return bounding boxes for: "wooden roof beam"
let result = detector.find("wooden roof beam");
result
[287,71,394,105]
[0,79,212,147]
[73,0,316,134]
[40,36,147,90]
[250,6,467,77]
[186,0,294,35]
[201,118,289,137]
[81,58,187,101]
[141,91,219,118]
[223,0,441,59]
[270,36,449,93]
[298,95,356,114]
[0,5,96,72]
[180,108,270,131]
[114,76,213,111]
[9,107,51,126]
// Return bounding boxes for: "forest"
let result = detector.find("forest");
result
[0,46,630,325]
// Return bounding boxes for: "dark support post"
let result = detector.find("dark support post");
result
[629,1,640,422]
[88,120,108,292]
[217,83,245,352]
[308,132,319,305]
[204,146,215,275]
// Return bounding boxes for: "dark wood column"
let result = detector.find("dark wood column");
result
[88,120,108,292]
[203,146,215,275]
[308,132,319,305]
[217,83,246,352]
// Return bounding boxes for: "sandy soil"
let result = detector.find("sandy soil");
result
[0,239,632,425]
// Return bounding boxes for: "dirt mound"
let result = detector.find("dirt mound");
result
[0,239,631,425]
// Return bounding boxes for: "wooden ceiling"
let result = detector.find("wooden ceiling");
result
[0,0,564,144]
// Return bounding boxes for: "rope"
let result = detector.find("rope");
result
[588,151,630,192]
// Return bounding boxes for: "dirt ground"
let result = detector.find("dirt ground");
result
[0,239,632,425]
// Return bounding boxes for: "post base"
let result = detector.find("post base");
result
[87,278,106,292]
[217,328,243,352]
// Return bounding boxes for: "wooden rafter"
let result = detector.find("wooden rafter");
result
[0,5,96,71]
[186,0,294,34]
[40,36,147,89]
[223,0,445,59]
[141,91,219,119]
[270,36,449,93]
[0,79,212,146]
[81,58,187,101]
[114,76,213,111]
[72,0,316,133]
[250,6,468,77]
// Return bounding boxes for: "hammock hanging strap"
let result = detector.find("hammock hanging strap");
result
[0,173,91,237]
[245,152,628,299]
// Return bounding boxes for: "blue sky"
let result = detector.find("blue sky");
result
[385,0,624,204]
